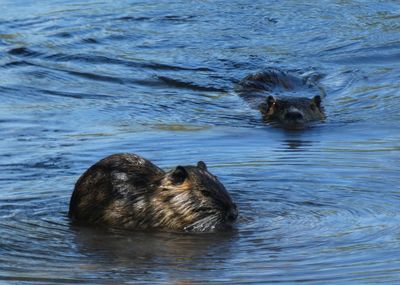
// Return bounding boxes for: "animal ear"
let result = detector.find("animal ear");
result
[170,166,188,184]
[260,95,276,116]
[312,95,321,108]
[267,95,276,107]
[197,161,207,171]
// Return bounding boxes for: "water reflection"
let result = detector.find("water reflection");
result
[1,0,400,284]
[281,139,314,151]
[71,226,238,282]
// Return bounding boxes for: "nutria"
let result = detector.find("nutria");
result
[259,95,324,130]
[68,153,238,232]
[236,68,325,129]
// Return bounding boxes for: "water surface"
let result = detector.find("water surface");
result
[1,1,400,284]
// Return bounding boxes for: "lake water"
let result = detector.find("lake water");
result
[1,1,400,284]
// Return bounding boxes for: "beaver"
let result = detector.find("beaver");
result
[68,153,238,233]
[236,68,325,129]
[259,95,324,130]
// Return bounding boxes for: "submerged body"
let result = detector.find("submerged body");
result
[69,153,237,232]
[237,68,325,129]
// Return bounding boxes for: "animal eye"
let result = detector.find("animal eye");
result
[197,206,211,212]
[202,191,212,197]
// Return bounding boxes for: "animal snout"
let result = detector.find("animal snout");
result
[285,111,304,121]
[226,204,238,222]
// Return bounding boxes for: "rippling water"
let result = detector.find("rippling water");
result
[1,1,400,284]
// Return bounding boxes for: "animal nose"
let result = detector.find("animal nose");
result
[226,205,238,222]
[285,111,303,121]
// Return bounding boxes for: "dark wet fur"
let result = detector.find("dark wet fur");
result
[69,154,237,232]
[259,95,325,130]
[236,68,325,129]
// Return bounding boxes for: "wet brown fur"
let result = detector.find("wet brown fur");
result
[259,95,325,129]
[69,153,237,232]
[237,68,326,129]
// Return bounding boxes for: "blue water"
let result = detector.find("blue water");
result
[1,1,400,284]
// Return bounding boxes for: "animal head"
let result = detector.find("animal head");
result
[259,95,324,130]
[155,161,238,232]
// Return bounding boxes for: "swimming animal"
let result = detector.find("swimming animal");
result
[69,153,238,232]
